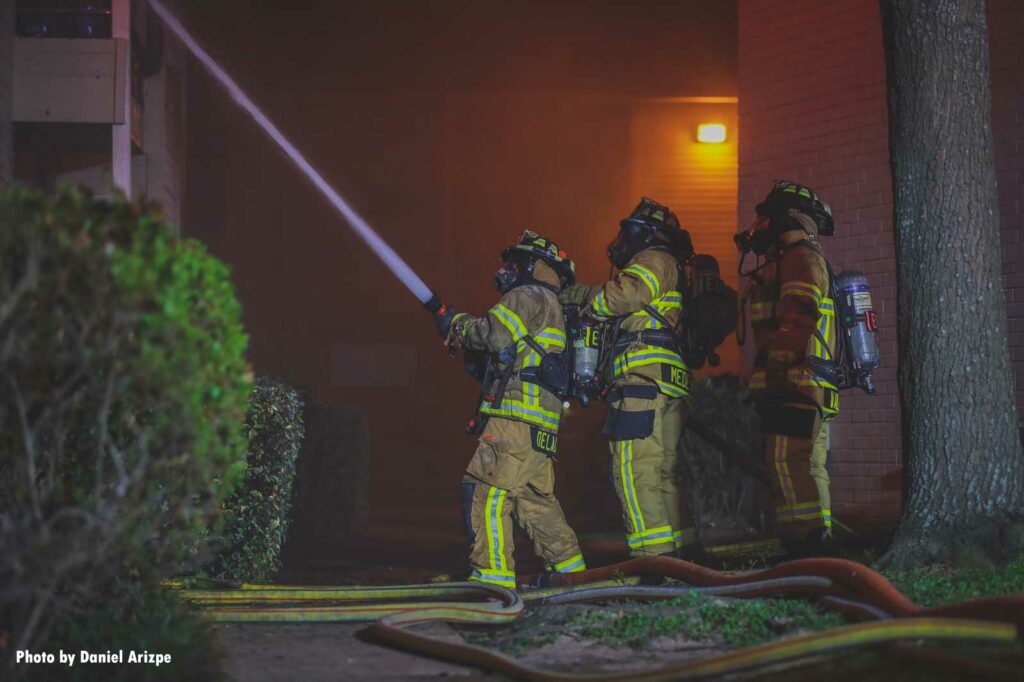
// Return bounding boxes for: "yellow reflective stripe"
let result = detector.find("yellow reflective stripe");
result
[484,487,508,572]
[469,570,516,588]
[776,511,826,523]
[655,380,688,398]
[749,368,837,391]
[479,400,561,430]
[772,435,797,509]
[780,281,823,305]
[673,527,698,549]
[552,553,586,573]
[613,349,685,375]
[750,301,774,321]
[490,304,527,340]
[822,508,833,530]
[535,327,566,349]
[591,291,613,317]
[623,264,661,299]
[619,440,645,534]
[627,525,675,548]
[779,500,823,511]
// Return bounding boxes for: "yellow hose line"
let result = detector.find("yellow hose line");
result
[370,616,1016,682]
[176,579,1019,679]
[188,581,523,625]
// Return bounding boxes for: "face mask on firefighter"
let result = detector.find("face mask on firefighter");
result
[607,222,650,270]
[735,214,775,256]
[494,252,535,293]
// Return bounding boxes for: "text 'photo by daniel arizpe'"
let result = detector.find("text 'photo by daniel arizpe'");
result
[15,649,172,669]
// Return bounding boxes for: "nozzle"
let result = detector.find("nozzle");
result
[423,293,445,315]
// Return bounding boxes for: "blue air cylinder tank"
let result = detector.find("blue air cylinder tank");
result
[836,270,880,394]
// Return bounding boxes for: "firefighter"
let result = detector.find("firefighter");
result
[736,180,839,556]
[435,230,586,588]
[560,198,706,561]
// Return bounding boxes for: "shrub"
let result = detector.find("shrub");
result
[0,188,250,656]
[210,377,303,583]
[27,579,223,682]
[678,374,764,539]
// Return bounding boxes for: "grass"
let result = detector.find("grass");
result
[565,590,846,649]
[884,554,1024,607]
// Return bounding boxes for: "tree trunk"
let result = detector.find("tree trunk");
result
[880,0,1024,567]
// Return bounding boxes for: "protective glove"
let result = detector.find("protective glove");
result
[558,282,592,306]
[444,313,469,351]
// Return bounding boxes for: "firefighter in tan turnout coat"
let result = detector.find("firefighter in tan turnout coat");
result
[561,198,705,560]
[738,181,839,556]
[438,231,586,588]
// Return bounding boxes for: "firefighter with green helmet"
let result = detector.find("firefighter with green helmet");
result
[736,180,839,556]
[434,230,586,588]
[560,198,707,561]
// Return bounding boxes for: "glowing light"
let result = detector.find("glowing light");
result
[697,123,727,143]
[145,0,434,304]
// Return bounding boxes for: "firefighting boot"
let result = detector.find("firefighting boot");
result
[782,528,838,559]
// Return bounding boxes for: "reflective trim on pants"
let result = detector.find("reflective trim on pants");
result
[618,439,646,535]
[469,569,516,588]
[551,553,587,573]
[673,527,697,549]
[484,486,508,572]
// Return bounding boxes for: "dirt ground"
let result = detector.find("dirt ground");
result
[217,622,485,681]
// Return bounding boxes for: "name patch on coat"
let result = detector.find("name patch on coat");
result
[662,364,692,392]
[530,427,558,456]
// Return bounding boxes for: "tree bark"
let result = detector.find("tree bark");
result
[880,0,1024,567]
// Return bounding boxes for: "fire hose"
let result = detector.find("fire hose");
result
[171,557,1022,680]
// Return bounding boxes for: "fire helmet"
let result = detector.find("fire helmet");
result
[735,180,835,256]
[608,197,693,270]
[494,230,576,293]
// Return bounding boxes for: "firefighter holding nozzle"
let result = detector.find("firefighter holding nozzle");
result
[429,231,586,589]
[560,198,709,562]
[736,181,840,557]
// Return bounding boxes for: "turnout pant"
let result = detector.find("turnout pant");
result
[463,417,585,588]
[759,400,832,540]
[605,384,697,557]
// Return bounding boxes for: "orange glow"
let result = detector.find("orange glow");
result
[697,123,727,143]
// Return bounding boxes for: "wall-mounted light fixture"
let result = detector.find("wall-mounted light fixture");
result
[697,123,727,143]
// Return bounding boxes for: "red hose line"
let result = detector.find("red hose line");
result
[547,556,1024,633]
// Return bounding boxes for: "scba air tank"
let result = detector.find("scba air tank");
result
[574,319,602,381]
[836,270,881,394]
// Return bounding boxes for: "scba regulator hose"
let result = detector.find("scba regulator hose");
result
[172,556,1023,680]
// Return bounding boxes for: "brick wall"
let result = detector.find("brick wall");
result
[0,0,13,186]
[738,0,899,526]
[738,0,1024,528]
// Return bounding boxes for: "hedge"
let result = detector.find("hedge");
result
[0,188,250,657]
[211,377,304,583]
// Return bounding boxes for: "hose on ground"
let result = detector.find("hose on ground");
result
[173,556,1024,679]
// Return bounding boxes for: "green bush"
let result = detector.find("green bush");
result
[211,377,303,583]
[678,374,764,538]
[26,579,223,682]
[0,188,250,656]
